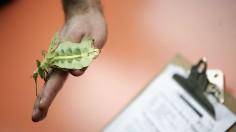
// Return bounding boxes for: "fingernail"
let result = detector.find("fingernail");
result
[32,109,38,122]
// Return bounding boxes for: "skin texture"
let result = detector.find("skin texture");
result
[32,0,107,122]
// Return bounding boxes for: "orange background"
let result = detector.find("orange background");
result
[0,0,236,131]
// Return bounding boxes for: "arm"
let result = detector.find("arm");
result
[32,0,107,122]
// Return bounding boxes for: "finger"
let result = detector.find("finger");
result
[38,69,69,111]
[64,31,84,43]
[32,108,48,122]
[59,25,84,43]
[32,92,48,122]
[90,23,108,49]
[69,67,87,76]
[32,69,68,122]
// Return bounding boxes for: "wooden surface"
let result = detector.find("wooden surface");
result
[0,0,236,131]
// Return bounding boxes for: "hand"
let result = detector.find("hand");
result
[32,10,107,122]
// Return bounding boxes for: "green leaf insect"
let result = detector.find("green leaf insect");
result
[33,32,100,96]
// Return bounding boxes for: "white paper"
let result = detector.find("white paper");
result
[103,64,236,132]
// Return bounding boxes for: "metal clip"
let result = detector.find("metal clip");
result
[173,57,225,118]
[173,58,216,117]
[207,70,224,103]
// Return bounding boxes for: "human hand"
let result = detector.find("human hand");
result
[32,9,107,122]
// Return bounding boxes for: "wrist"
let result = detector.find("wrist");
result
[63,0,103,20]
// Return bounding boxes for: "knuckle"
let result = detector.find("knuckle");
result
[70,70,85,76]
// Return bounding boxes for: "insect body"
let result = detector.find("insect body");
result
[33,32,100,96]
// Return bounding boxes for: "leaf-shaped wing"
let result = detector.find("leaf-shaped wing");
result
[51,38,100,69]
[40,32,59,69]
[48,32,59,53]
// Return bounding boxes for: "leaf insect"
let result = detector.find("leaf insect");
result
[33,32,100,96]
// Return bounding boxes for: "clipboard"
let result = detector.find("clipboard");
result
[173,54,236,131]
[103,54,236,132]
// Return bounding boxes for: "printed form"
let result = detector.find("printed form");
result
[104,64,236,132]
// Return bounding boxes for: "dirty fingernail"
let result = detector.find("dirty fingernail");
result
[32,109,40,122]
